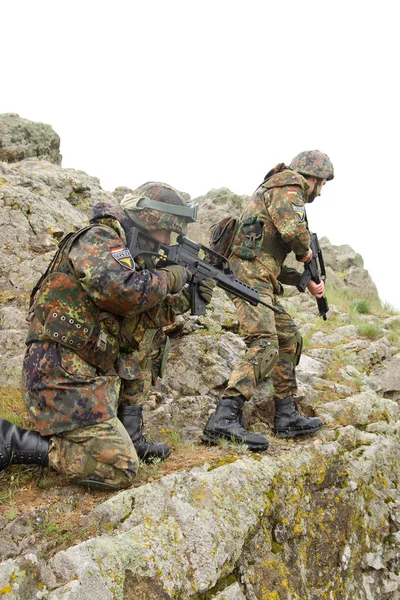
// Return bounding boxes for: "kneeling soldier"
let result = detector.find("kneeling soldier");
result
[0,182,214,490]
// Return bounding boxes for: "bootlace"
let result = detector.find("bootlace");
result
[138,415,152,445]
[225,405,247,434]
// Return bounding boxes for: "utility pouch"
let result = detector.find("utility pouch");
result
[231,216,265,260]
[208,217,239,265]
[116,351,143,381]
[33,272,119,373]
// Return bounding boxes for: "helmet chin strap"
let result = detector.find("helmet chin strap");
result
[307,179,321,203]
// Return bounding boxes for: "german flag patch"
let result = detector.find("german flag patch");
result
[110,245,135,270]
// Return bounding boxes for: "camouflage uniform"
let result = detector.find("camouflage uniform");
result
[203,152,333,447]
[22,200,190,487]
[116,182,193,409]
[118,282,190,408]
[223,164,312,401]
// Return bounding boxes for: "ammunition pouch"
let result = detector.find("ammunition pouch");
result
[29,272,120,374]
[231,217,265,260]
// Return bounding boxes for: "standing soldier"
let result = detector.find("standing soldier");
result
[203,151,334,450]
[0,183,214,490]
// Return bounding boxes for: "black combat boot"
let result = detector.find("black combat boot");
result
[0,418,49,472]
[202,396,269,451]
[274,396,323,438]
[117,405,171,462]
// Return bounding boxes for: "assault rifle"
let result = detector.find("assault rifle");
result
[127,228,283,316]
[298,232,329,320]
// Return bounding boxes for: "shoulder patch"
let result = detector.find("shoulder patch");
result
[111,245,135,270]
[292,203,306,222]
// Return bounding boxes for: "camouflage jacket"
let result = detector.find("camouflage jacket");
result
[230,164,311,288]
[24,201,190,433]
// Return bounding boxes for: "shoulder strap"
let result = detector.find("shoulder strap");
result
[29,226,93,309]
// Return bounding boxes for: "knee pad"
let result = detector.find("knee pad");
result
[279,332,303,366]
[245,340,279,382]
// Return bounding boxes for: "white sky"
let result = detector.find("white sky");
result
[2,0,400,309]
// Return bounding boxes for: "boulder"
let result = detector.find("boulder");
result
[0,113,62,165]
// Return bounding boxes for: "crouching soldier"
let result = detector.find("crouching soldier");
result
[0,182,214,490]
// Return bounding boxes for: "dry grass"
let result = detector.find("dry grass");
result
[0,387,32,428]
[0,385,329,560]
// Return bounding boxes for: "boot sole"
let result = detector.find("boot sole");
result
[138,448,171,463]
[202,431,269,452]
[274,423,323,439]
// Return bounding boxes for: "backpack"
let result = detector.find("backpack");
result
[208,217,239,266]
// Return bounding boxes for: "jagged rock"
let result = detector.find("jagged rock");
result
[152,329,246,439]
[213,582,246,599]
[357,337,394,368]
[309,324,358,346]
[319,236,379,299]
[0,114,62,165]
[316,389,399,427]
[1,430,399,599]
[190,187,247,245]
[368,353,400,401]
[112,186,134,203]
[0,156,113,387]
[319,237,364,270]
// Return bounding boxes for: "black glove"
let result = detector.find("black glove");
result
[160,265,190,294]
[198,279,217,305]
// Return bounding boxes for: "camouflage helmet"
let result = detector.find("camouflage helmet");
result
[290,150,334,181]
[120,182,197,236]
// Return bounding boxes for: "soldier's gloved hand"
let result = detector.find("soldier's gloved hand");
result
[198,279,217,305]
[160,265,190,294]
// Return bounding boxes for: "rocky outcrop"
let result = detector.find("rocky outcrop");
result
[0,157,113,388]
[0,114,62,165]
[0,115,399,599]
[1,421,399,599]
[189,187,247,246]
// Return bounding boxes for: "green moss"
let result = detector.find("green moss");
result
[271,541,283,554]
[0,387,31,427]
[207,456,239,470]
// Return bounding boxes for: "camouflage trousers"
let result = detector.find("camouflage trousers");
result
[225,290,300,401]
[119,371,152,406]
[117,344,159,407]
[49,417,139,489]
